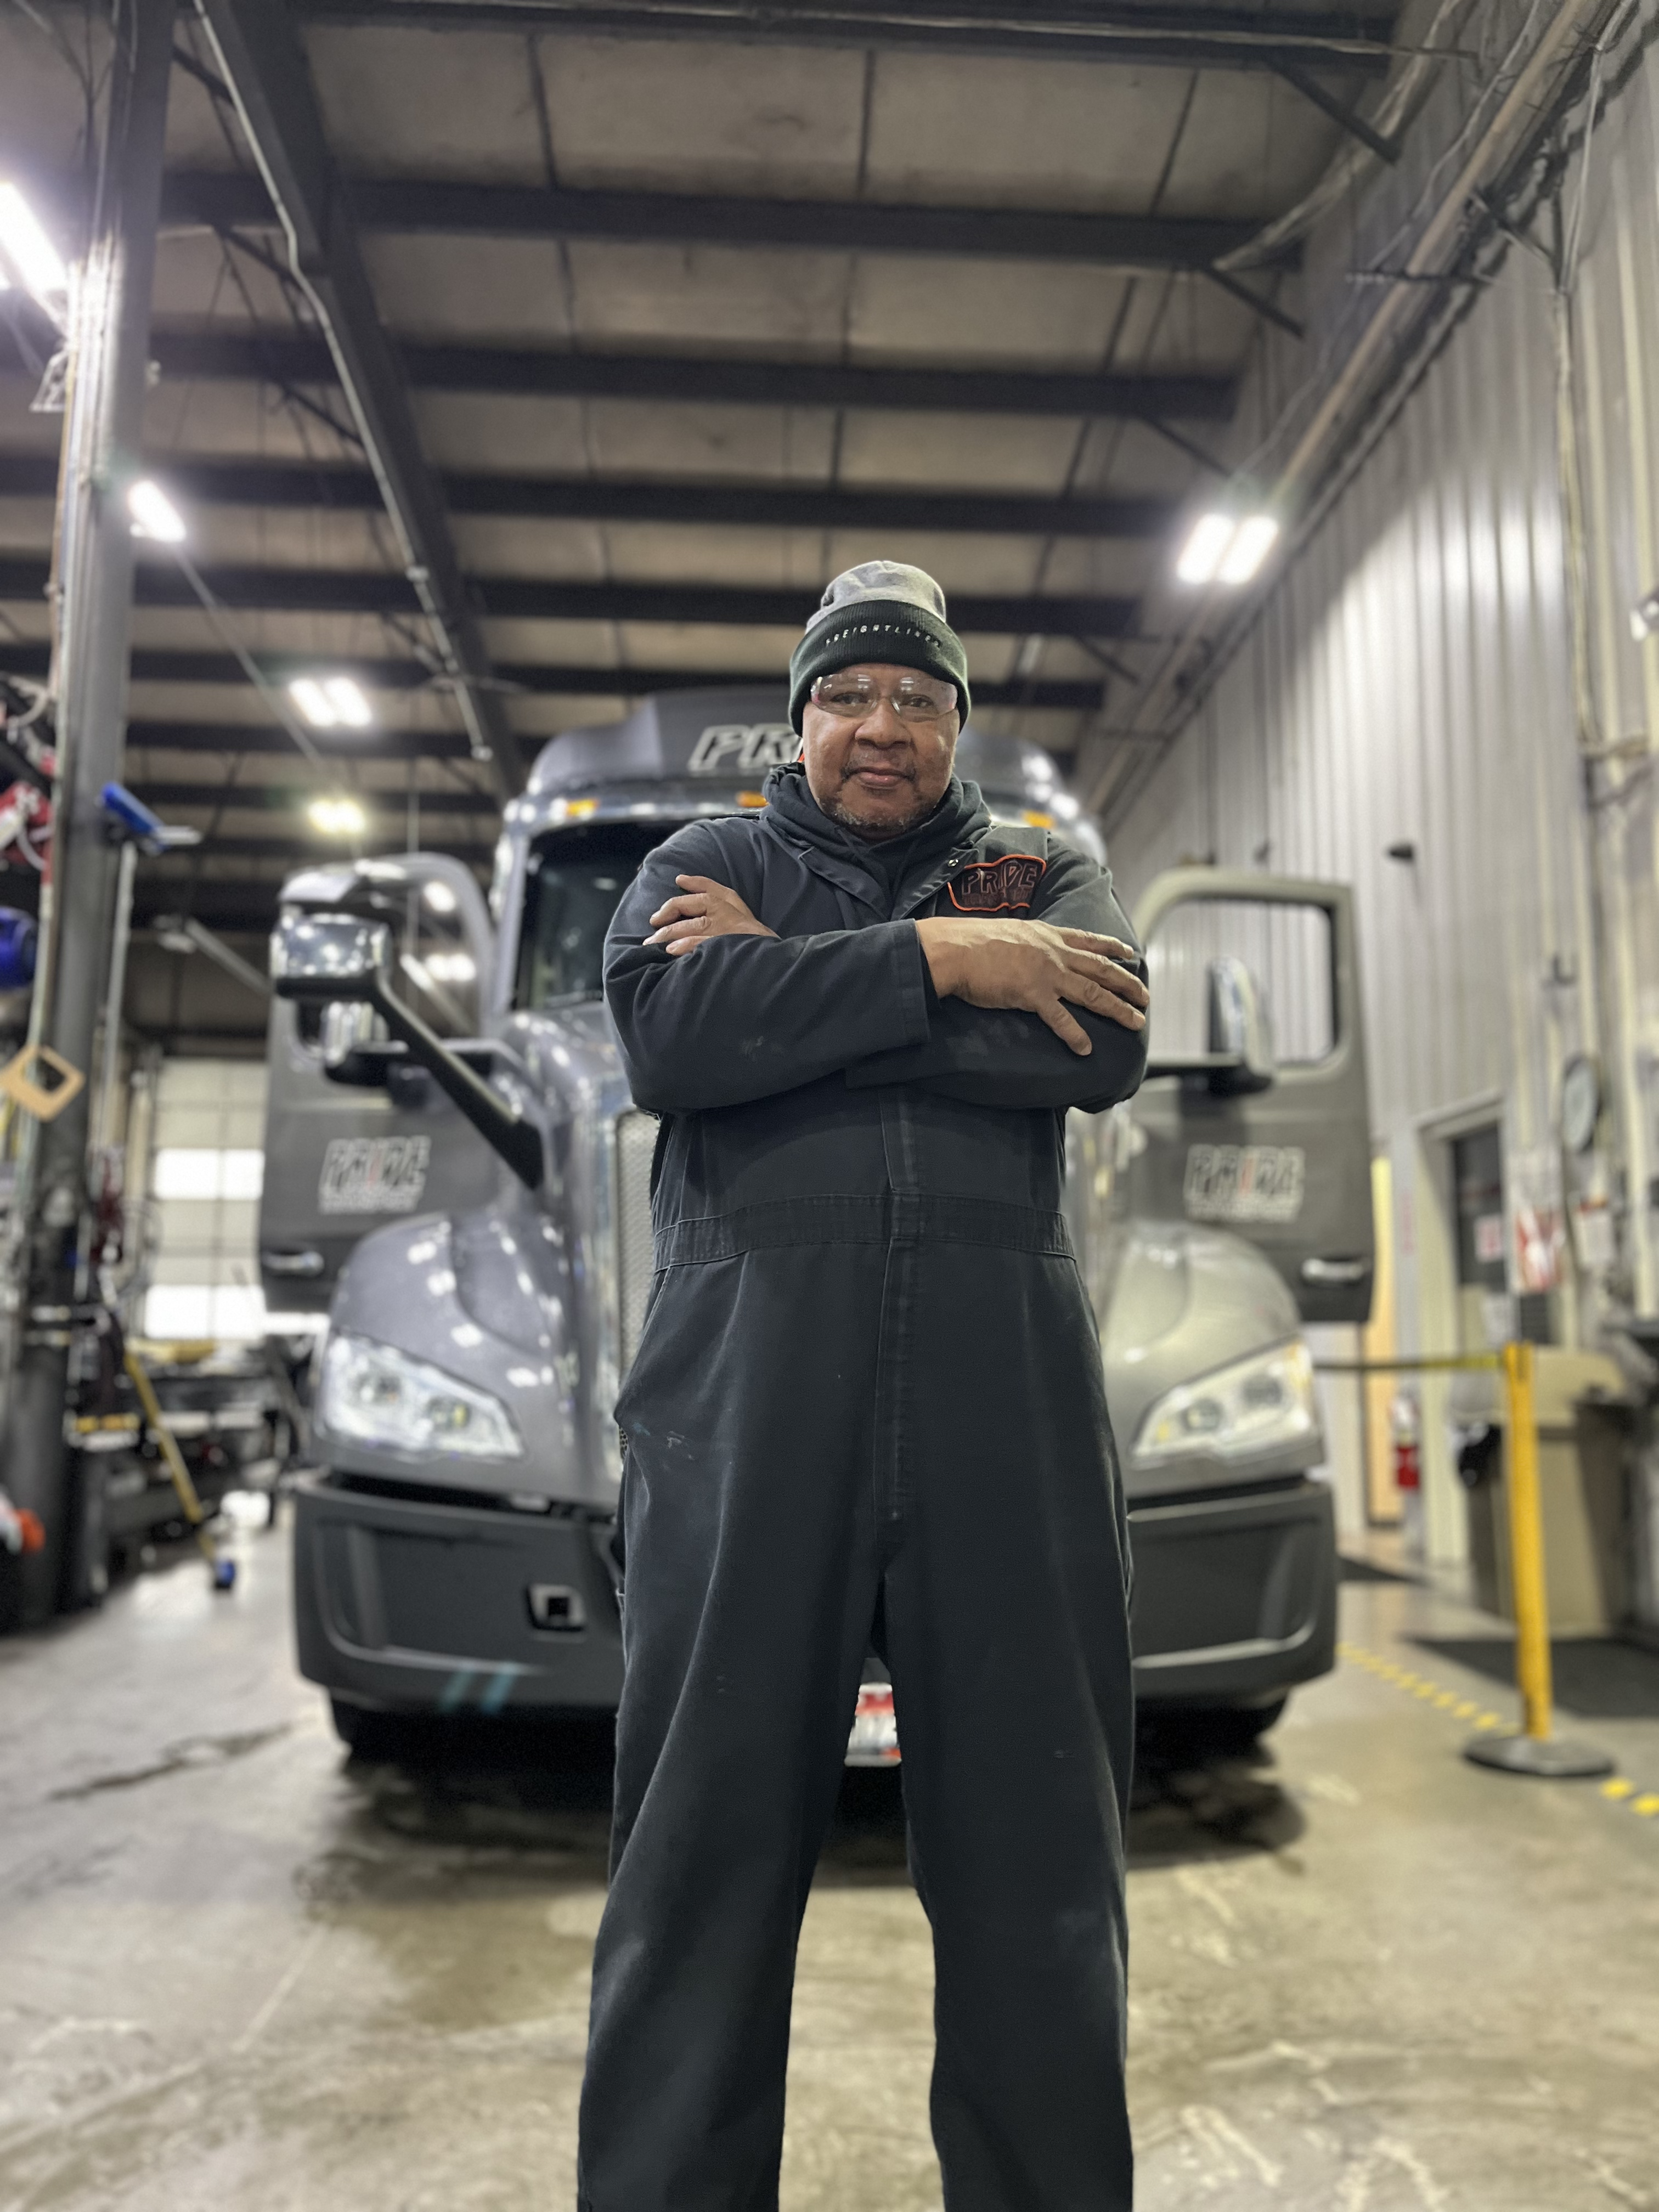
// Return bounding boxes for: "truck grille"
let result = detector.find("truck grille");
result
[613,1109,658,1379]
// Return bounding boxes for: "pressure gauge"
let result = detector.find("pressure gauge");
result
[1561,1053,1601,1153]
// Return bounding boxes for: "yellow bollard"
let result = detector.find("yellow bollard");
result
[1503,1341,1554,1740]
[1463,1340,1610,1780]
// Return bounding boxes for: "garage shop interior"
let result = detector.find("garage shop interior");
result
[2,3,1658,2207]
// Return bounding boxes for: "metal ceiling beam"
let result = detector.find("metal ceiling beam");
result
[145,829,500,860]
[2,555,1139,634]
[136,328,1238,421]
[290,1,1398,75]
[125,716,482,758]
[164,169,1268,271]
[133,777,499,812]
[193,0,521,798]
[0,450,1178,538]
[1273,59,1400,162]
[1,641,1105,710]
[72,556,1141,635]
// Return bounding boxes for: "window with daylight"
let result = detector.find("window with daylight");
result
[141,1061,273,1341]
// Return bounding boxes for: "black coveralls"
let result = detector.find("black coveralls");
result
[579,765,1147,2212]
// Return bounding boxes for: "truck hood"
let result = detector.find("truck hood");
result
[1100,1220,1322,1500]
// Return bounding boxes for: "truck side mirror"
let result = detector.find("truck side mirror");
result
[272,913,392,999]
[271,912,543,1189]
[1206,955,1276,1096]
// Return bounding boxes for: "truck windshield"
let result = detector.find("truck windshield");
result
[515,819,690,1008]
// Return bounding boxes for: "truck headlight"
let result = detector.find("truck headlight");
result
[319,1331,523,1460]
[1134,1338,1319,1465]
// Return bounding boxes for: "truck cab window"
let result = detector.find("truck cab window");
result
[1146,898,1335,1066]
[515,820,688,1009]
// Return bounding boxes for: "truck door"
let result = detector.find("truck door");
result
[1119,869,1374,1324]
[258,859,503,1313]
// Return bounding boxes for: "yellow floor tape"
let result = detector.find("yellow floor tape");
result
[1336,1641,1657,1829]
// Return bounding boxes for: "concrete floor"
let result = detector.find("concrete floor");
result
[2,1516,1656,2212]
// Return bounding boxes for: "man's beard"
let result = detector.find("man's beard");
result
[827,777,933,840]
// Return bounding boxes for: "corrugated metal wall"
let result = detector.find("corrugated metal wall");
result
[1106,19,1659,1559]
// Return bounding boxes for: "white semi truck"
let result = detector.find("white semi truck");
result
[259,689,1374,1753]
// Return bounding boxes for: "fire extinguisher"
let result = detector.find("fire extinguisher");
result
[1390,1386,1424,1553]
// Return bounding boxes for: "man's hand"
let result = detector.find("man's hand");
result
[646,876,778,955]
[914,917,1149,1057]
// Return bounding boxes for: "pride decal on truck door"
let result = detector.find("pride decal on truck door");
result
[318,1135,432,1216]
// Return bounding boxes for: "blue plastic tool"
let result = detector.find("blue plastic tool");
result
[0,908,37,991]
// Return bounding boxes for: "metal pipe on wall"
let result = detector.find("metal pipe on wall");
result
[2,0,178,1626]
[1086,0,1620,831]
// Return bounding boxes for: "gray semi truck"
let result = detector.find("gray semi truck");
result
[259,689,1374,1754]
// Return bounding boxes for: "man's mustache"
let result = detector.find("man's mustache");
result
[841,754,916,780]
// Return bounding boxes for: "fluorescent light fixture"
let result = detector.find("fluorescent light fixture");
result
[289,677,337,729]
[290,673,373,730]
[307,794,366,838]
[422,881,458,914]
[1218,513,1280,585]
[127,478,186,544]
[1175,509,1280,588]
[324,675,373,727]
[1175,512,1238,586]
[0,183,68,306]
[424,950,476,986]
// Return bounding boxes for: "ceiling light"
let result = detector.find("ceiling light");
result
[307,794,365,838]
[324,675,373,727]
[1175,512,1238,586]
[127,478,186,544]
[289,677,338,729]
[1175,509,1280,588]
[290,673,373,730]
[424,951,476,986]
[1218,514,1280,585]
[0,183,68,307]
[422,881,457,914]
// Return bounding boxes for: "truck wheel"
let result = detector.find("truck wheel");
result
[1210,1697,1287,1751]
[330,1696,402,1760]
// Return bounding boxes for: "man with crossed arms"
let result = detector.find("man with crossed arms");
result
[580,562,1150,2211]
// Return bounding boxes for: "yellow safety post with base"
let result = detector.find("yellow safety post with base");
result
[1463,1340,1612,1779]
[1317,1341,1613,1781]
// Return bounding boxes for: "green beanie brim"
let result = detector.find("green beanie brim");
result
[788,599,971,732]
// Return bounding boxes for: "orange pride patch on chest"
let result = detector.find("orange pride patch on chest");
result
[946,854,1047,913]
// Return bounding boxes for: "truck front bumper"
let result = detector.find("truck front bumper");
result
[1128,1476,1336,1708]
[294,1472,625,1717]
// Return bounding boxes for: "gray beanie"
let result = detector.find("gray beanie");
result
[788,561,972,732]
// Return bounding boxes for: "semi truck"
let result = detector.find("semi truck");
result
[259,689,1374,1755]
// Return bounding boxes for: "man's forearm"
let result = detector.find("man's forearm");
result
[845,995,1148,1110]
[605,922,933,1111]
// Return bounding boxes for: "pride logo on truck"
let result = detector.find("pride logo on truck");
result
[1183,1144,1305,1225]
[318,1135,432,1216]
[687,724,798,775]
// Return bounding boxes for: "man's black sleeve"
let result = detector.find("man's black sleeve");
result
[603,823,932,1111]
[843,843,1149,1113]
